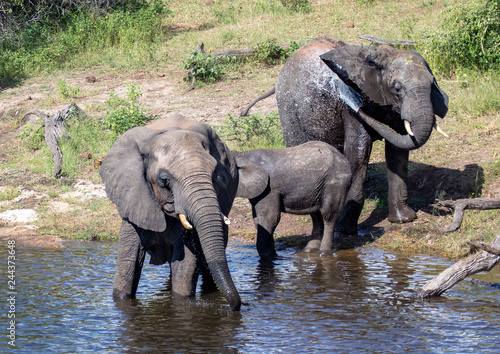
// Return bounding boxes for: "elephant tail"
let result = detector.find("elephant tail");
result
[240,87,276,117]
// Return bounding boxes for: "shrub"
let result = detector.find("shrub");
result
[0,0,169,85]
[183,51,234,85]
[103,84,152,135]
[419,0,500,74]
[57,79,80,99]
[219,111,285,150]
[18,123,45,151]
[254,39,288,66]
[59,115,115,177]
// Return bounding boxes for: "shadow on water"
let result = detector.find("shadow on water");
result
[1,240,499,353]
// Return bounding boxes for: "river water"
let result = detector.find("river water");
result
[1,240,499,353]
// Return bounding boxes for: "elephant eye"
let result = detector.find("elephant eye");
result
[215,173,228,185]
[159,178,169,187]
[158,172,171,188]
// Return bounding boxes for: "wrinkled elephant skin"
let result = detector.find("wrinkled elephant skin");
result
[235,141,352,259]
[275,36,449,234]
[99,115,241,311]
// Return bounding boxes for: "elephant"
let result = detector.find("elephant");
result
[234,141,352,260]
[241,36,449,234]
[99,114,241,311]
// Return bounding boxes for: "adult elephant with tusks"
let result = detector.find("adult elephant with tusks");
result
[99,114,241,311]
[242,36,449,235]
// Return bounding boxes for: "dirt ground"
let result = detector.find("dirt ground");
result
[1,67,499,255]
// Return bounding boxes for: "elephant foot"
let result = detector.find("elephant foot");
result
[303,239,321,253]
[319,249,333,257]
[388,205,417,224]
[257,249,278,262]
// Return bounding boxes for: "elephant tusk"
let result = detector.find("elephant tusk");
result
[434,123,449,137]
[179,214,193,230]
[222,213,231,225]
[404,120,415,136]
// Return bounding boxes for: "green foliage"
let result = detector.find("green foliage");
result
[219,111,285,150]
[419,0,500,74]
[280,0,311,13]
[254,39,288,65]
[183,52,234,85]
[0,187,21,202]
[18,123,45,151]
[59,115,116,177]
[103,84,151,135]
[57,79,80,99]
[0,0,169,85]
[253,39,302,66]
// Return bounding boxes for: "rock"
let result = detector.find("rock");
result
[0,209,38,224]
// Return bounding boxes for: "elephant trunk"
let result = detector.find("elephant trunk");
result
[183,177,241,311]
[358,86,435,150]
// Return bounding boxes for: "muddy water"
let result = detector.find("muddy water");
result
[1,241,499,353]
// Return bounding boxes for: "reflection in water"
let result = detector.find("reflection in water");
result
[1,241,499,353]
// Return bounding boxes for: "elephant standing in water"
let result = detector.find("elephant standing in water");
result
[234,141,352,260]
[100,115,241,310]
[243,36,449,234]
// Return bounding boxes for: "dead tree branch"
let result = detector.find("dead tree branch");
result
[416,235,500,299]
[22,103,87,177]
[437,198,500,232]
[211,42,292,59]
[358,35,416,47]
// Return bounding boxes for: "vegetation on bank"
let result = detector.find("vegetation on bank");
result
[0,0,499,257]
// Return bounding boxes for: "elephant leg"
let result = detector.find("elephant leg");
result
[319,219,336,256]
[385,141,417,223]
[113,220,146,299]
[170,243,199,298]
[252,197,280,261]
[304,212,323,252]
[337,122,372,234]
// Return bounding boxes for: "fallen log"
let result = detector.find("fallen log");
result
[211,42,292,58]
[416,234,500,299]
[437,198,500,232]
[358,35,416,47]
[22,103,87,177]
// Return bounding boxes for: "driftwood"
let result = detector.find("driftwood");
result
[358,35,416,47]
[437,198,500,232]
[22,103,87,177]
[211,42,292,58]
[416,235,500,299]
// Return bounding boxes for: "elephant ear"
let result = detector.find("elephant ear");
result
[320,45,391,107]
[234,153,269,199]
[99,127,167,232]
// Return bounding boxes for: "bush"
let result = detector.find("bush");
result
[103,84,152,135]
[59,115,116,177]
[219,111,285,150]
[419,0,500,74]
[0,0,169,85]
[18,123,45,151]
[183,51,234,85]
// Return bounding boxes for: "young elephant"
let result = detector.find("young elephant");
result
[234,141,352,260]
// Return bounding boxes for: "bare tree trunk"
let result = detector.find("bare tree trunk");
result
[416,235,500,299]
[23,103,87,177]
[437,198,500,232]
